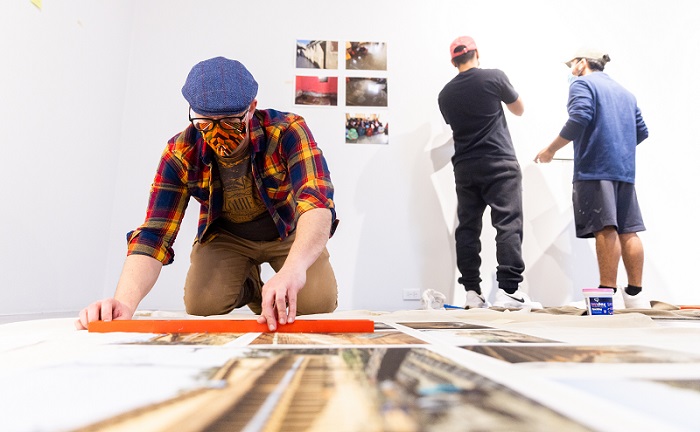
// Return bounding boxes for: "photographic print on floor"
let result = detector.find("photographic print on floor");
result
[5,312,700,431]
[397,321,493,330]
[250,330,426,346]
[132,333,246,345]
[373,321,394,330]
[554,377,700,431]
[656,379,700,393]
[76,347,591,432]
[462,345,700,364]
[424,329,560,345]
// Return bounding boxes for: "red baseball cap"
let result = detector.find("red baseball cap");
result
[450,36,477,59]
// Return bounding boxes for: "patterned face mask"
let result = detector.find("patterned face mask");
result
[201,124,247,157]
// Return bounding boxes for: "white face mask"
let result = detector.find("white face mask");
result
[568,73,578,85]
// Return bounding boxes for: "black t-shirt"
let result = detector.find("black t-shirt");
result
[438,68,519,164]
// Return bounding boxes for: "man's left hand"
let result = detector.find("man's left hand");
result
[257,268,306,331]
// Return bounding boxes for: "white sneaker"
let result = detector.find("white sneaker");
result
[622,288,651,309]
[463,291,487,309]
[612,288,626,311]
[493,289,542,309]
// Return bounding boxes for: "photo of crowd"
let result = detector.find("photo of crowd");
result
[346,113,388,145]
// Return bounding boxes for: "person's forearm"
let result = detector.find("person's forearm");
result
[547,135,571,153]
[114,254,163,313]
[283,208,332,273]
[535,135,573,163]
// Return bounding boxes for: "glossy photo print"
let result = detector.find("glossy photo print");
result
[345,113,388,145]
[346,41,387,71]
[59,347,591,431]
[296,40,339,69]
[346,77,388,107]
[295,75,338,106]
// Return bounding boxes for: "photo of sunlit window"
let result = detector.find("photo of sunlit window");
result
[346,77,387,107]
[346,41,387,71]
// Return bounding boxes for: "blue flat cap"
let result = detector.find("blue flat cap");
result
[182,57,258,116]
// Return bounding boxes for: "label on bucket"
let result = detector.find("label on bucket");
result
[583,288,614,316]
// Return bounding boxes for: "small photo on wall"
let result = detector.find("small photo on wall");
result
[346,77,388,107]
[295,76,338,106]
[346,113,388,145]
[346,41,387,70]
[296,40,339,69]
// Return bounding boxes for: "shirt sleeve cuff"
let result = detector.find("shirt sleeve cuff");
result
[559,119,585,141]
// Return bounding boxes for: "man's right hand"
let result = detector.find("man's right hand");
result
[75,298,134,330]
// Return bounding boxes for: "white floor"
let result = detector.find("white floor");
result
[0,311,78,324]
[1,309,699,431]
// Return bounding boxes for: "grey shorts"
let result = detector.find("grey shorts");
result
[572,180,646,238]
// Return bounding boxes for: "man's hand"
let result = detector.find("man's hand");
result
[535,136,571,163]
[75,254,162,330]
[256,268,306,331]
[255,207,332,331]
[75,299,135,330]
[534,147,556,163]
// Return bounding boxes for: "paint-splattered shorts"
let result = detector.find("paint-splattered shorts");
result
[572,180,646,238]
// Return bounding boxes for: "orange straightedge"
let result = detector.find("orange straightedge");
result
[87,319,375,334]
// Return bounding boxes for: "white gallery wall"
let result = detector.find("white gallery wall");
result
[2,0,699,316]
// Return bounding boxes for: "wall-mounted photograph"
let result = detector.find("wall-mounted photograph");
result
[295,75,338,106]
[346,77,388,107]
[296,40,339,69]
[346,113,388,145]
[346,41,387,70]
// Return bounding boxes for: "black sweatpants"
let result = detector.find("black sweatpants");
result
[453,158,525,292]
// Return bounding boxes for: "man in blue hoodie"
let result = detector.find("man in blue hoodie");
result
[535,48,650,308]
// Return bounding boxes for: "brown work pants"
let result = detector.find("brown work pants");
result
[183,231,338,316]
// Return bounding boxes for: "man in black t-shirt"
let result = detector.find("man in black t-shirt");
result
[438,36,539,310]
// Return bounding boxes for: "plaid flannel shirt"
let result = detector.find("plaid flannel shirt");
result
[126,109,337,265]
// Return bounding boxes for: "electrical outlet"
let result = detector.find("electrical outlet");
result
[403,288,421,300]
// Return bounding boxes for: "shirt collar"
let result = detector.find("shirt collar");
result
[248,110,264,154]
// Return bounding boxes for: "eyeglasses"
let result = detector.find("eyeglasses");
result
[188,108,248,133]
